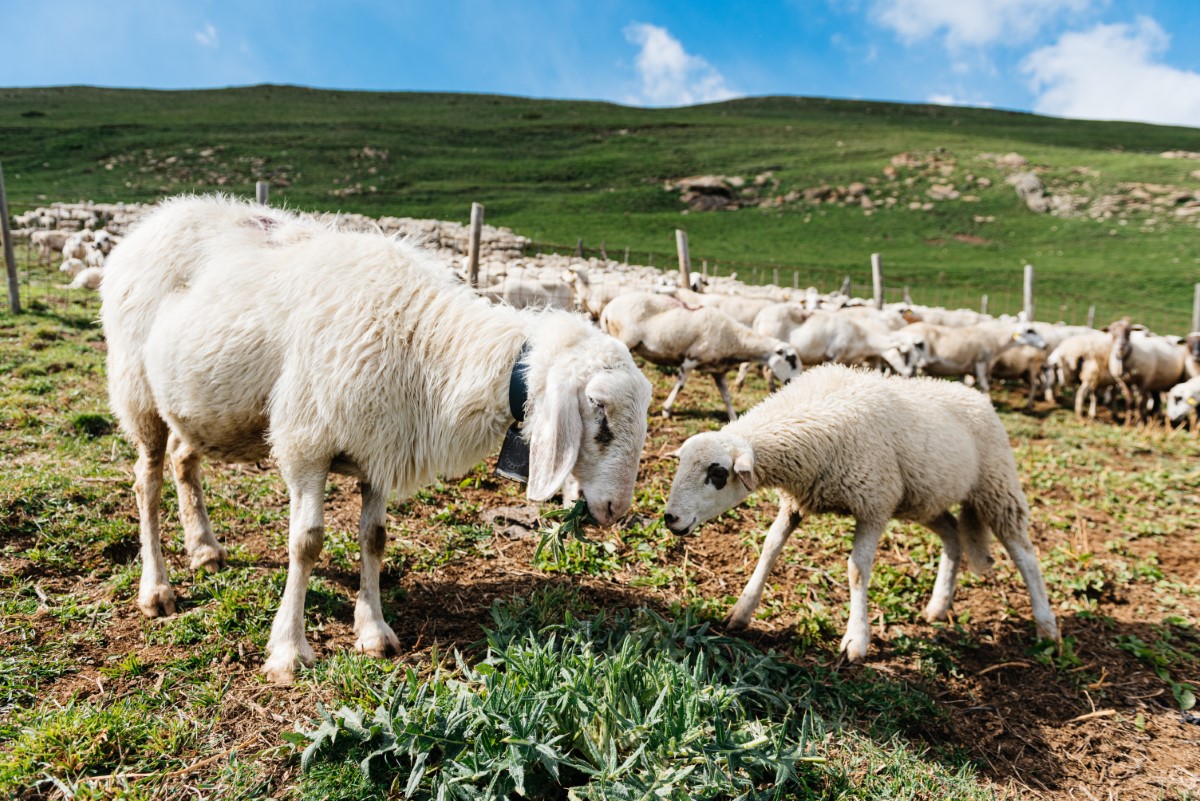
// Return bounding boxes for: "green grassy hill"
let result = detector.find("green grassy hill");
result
[3,85,1199,330]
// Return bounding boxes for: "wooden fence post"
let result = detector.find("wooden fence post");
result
[773,267,780,287]
[255,181,270,205]
[575,238,584,258]
[675,229,691,289]
[870,253,883,309]
[981,294,988,316]
[1192,284,1200,332]
[1087,304,1096,329]
[467,202,484,288]
[0,162,19,315]
[623,246,630,265]
[1023,264,1035,321]
[600,240,607,261]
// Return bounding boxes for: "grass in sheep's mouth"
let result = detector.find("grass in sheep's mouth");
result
[533,497,597,566]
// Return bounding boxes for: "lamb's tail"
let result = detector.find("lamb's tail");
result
[959,501,996,575]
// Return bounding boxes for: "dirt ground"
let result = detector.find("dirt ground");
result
[5,369,1200,799]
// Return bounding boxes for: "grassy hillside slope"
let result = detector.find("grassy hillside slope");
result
[2,85,1199,330]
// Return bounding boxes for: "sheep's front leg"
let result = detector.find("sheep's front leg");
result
[841,517,886,662]
[135,418,175,617]
[712,373,738,421]
[921,512,962,623]
[264,466,327,684]
[354,482,400,658]
[661,358,698,418]
[726,503,801,630]
[168,432,227,574]
[974,360,991,394]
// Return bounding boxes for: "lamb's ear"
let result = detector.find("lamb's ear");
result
[525,367,583,501]
[733,448,757,492]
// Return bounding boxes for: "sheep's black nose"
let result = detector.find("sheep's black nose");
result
[664,513,679,527]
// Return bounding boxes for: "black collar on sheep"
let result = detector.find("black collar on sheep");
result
[496,343,532,483]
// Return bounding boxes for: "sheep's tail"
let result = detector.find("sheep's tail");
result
[958,501,996,575]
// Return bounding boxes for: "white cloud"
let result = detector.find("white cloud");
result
[1023,17,1200,127]
[195,22,218,48]
[926,92,992,108]
[872,0,1093,49]
[624,23,737,107]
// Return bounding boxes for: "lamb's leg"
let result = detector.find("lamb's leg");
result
[733,361,751,392]
[1117,379,1135,427]
[974,360,991,394]
[168,432,227,574]
[661,358,697,418]
[354,481,400,659]
[921,512,962,623]
[712,373,738,422]
[726,502,801,630]
[264,464,327,684]
[989,512,1060,646]
[134,417,175,617]
[841,517,886,662]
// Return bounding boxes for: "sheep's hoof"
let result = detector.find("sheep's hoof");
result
[838,631,869,663]
[722,611,751,632]
[922,603,951,624]
[1036,617,1061,650]
[355,622,401,658]
[137,584,176,618]
[262,642,315,685]
[189,543,228,574]
[660,409,673,419]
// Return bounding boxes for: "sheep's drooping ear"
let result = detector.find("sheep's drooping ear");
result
[664,447,682,460]
[733,448,756,492]
[526,366,583,502]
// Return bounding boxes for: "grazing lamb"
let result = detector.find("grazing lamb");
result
[1107,320,1189,424]
[662,364,1060,662]
[600,291,801,421]
[896,320,1046,392]
[100,195,653,684]
[1166,376,1200,427]
[991,323,1092,409]
[735,305,912,389]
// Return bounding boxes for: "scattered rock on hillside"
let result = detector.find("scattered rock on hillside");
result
[1009,172,1049,213]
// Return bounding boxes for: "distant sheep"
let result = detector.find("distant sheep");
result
[663,364,1060,663]
[100,195,652,684]
[601,291,801,421]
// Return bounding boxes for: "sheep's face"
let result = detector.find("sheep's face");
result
[890,334,929,376]
[570,367,652,526]
[662,432,755,536]
[767,344,802,384]
[1166,385,1199,424]
[527,357,651,527]
[1013,325,1047,350]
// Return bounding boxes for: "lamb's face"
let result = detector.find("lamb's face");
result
[1013,325,1047,350]
[767,343,802,384]
[1166,384,1199,424]
[569,366,652,526]
[662,432,755,535]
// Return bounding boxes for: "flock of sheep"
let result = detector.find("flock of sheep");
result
[11,194,1197,684]
[85,194,1081,684]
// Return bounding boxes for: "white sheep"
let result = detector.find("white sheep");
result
[1046,330,1115,418]
[58,257,103,290]
[896,320,1046,392]
[100,195,653,684]
[1166,376,1200,427]
[600,291,801,421]
[1107,320,1189,424]
[662,364,1060,662]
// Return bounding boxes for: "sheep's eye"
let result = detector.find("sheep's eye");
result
[705,463,728,490]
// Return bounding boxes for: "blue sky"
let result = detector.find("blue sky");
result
[3,0,1200,127]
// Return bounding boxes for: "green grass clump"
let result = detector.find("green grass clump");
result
[292,598,824,800]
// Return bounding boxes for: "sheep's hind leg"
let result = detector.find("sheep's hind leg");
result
[168,432,228,574]
[134,416,175,617]
[841,517,886,662]
[264,463,327,684]
[921,511,962,624]
[987,505,1060,647]
[354,482,401,659]
[726,501,801,630]
[661,358,697,418]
